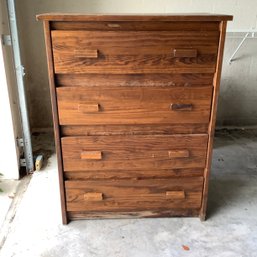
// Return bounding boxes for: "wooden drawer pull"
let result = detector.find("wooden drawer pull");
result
[168,150,190,158]
[81,151,102,160]
[170,103,193,111]
[78,103,99,113]
[166,191,185,199]
[84,192,103,201]
[74,49,98,58]
[107,23,121,28]
[173,48,197,58]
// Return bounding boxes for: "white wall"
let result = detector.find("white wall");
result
[15,0,257,128]
[0,0,22,179]
[0,39,20,179]
[17,0,257,30]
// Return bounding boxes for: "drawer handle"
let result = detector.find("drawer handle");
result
[81,151,102,160]
[78,103,99,113]
[107,23,121,28]
[84,192,103,201]
[166,191,185,199]
[173,48,197,58]
[168,150,190,158]
[74,49,98,58]
[170,103,193,111]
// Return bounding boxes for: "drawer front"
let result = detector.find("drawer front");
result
[61,134,208,171]
[57,86,213,125]
[65,177,203,212]
[52,30,219,74]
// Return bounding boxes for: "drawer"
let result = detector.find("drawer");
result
[57,86,213,125]
[65,177,203,212]
[61,134,208,171]
[51,30,219,74]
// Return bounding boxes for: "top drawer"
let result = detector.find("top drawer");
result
[51,30,219,74]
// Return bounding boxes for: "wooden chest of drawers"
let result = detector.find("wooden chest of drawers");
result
[38,13,232,224]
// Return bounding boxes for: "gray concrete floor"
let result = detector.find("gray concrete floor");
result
[0,180,20,229]
[0,129,257,257]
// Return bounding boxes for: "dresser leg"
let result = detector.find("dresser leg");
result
[199,213,206,221]
[61,212,68,225]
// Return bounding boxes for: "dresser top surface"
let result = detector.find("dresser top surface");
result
[37,13,233,22]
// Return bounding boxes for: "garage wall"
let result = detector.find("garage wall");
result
[0,0,22,179]
[15,0,257,129]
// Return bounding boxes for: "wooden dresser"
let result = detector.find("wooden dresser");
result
[37,14,232,224]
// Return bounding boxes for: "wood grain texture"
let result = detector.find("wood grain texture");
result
[38,14,232,222]
[64,168,204,180]
[57,86,213,125]
[51,30,219,54]
[42,21,68,224]
[200,21,228,221]
[37,13,233,22]
[61,135,208,171]
[55,73,215,88]
[60,124,209,136]
[51,21,220,31]
[67,209,200,219]
[65,177,203,212]
[51,31,219,74]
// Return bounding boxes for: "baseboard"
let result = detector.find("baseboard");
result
[215,125,257,130]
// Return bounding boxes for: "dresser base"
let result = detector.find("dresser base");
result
[67,209,200,221]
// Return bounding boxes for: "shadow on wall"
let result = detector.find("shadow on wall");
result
[217,37,257,127]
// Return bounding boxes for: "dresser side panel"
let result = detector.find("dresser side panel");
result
[200,21,228,220]
[43,21,68,224]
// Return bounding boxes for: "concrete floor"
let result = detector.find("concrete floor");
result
[0,180,20,229]
[0,129,257,257]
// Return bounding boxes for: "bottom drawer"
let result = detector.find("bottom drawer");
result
[65,177,203,213]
